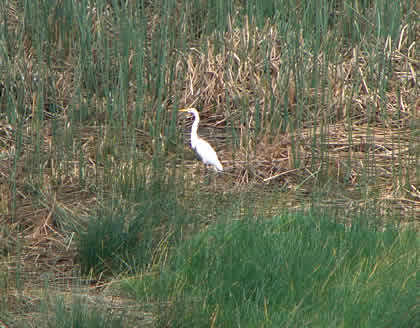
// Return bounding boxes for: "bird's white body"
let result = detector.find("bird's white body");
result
[180,108,223,172]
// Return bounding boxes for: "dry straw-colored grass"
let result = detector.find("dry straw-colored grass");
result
[0,1,418,242]
[0,3,418,229]
[0,2,418,324]
[175,20,419,215]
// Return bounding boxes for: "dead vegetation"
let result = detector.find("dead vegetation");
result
[175,19,419,216]
[0,0,419,325]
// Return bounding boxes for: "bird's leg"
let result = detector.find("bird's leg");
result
[204,164,211,185]
[212,171,217,191]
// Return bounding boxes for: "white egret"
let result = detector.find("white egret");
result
[179,108,223,172]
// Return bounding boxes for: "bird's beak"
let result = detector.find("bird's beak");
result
[178,108,189,112]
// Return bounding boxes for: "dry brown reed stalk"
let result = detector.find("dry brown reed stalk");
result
[175,23,294,117]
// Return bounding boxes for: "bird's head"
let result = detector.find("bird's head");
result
[179,108,199,115]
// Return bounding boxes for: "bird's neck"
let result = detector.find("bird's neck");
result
[191,111,200,148]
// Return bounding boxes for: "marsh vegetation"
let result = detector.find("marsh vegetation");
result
[0,0,418,326]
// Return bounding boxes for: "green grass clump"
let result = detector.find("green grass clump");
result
[46,296,124,328]
[122,213,418,327]
[77,209,141,277]
[77,194,187,277]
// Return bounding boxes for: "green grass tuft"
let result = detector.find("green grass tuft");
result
[77,181,192,277]
[46,296,125,328]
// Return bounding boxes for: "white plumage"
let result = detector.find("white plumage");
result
[179,108,223,172]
